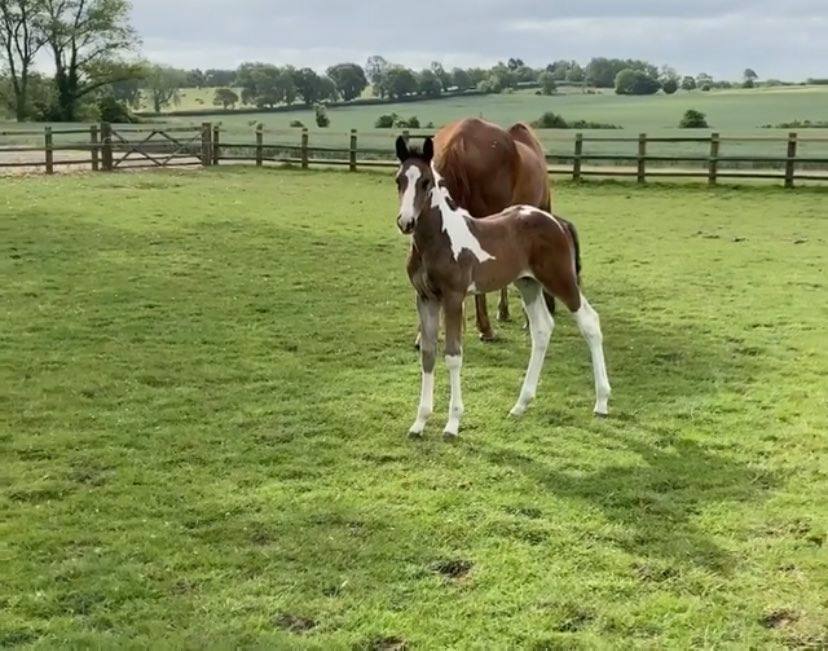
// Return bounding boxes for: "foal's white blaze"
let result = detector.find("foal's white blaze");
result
[398,166,422,231]
[431,166,495,263]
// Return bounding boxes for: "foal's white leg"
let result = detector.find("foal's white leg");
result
[574,294,611,416]
[510,280,554,417]
[409,297,439,436]
[442,292,465,438]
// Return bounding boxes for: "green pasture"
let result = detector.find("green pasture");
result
[1,168,826,647]
[2,85,828,164]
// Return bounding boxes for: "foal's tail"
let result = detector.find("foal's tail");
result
[564,218,583,283]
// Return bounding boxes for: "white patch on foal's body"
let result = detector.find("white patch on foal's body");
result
[431,167,495,263]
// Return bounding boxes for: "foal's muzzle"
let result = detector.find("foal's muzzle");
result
[397,215,415,234]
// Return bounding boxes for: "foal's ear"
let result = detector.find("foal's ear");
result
[395,136,409,162]
[423,137,434,163]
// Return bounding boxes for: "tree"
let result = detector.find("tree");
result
[365,54,388,96]
[679,109,709,128]
[0,0,46,121]
[204,69,236,87]
[213,87,238,110]
[565,64,585,83]
[515,65,537,83]
[615,69,661,95]
[451,67,471,90]
[538,71,557,95]
[681,75,696,91]
[377,66,417,99]
[506,57,524,71]
[237,62,295,108]
[486,63,518,93]
[417,68,442,98]
[587,57,658,88]
[293,67,325,106]
[110,73,141,108]
[326,62,367,101]
[696,72,713,85]
[145,64,185,113]
[41,0,139,121]
[662,77,678,94]
[744,68,758,82]
[430,61,451,91]
[185,68,205,88]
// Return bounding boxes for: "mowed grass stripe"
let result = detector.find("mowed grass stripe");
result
[0,169,826,648]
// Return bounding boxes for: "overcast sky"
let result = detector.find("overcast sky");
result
[131,0,827,80]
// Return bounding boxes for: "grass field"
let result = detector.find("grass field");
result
[3,85,828,163]
[1,169,827,648]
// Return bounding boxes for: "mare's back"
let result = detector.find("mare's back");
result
[434,118,518,217]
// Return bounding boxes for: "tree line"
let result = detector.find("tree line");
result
[0,1,771,123]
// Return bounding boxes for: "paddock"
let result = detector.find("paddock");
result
[1,168,826,647]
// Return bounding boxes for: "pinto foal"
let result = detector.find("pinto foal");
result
[395,137,611,438]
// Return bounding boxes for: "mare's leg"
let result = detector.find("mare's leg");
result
[409,296,440,436]
[443,291,466,438]
[475,293,496,341]
[510,278,554,417]
[572,294,611,416]
[497,288,511,322]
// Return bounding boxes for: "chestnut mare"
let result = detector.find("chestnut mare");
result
[395,137,611,439]
[422,117,582,340]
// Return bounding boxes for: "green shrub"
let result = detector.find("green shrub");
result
[289,120,304,128]
[662,78,679,94]
[374,113,398,128]
[615,69,661,95]
[314,104,330,128]
[531,111,620,129]
[98,96,135,123]
[679,109,709,128]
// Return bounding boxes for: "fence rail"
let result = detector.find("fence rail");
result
[1,123,827,187]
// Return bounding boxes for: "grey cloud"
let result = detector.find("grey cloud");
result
[130,0,828,79]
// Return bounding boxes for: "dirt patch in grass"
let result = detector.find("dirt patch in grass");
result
[274,612,317,634]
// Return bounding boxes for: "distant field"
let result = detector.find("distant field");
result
[3,85,828,165]
[153,85,828,163]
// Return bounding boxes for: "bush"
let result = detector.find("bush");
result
[615,69,661,95]
[531,111,620,129]
[679,109,709,128]
[761,119,828,129]
[97,96,135,123]
[375,113,398,128]
[289,120,304,128]
[662,78,678,94]
[742,79,755,89]
[701,84,711,92]
[532,111,568,128]
[314,104,330,128]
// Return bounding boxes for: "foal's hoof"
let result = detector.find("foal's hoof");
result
[479,331,498,343]
[408,430,425,440]
[497,311,511,323]
[443,431,459,443]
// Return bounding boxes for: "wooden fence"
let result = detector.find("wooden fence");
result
[2,123,828,187]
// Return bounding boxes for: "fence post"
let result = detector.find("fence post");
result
[212,125,220,165]
[784,132,797,189]
[100,122,113,172]
[256,124,263,167]
[201,122,212,167]
[349,129,358,172]
[301,128,309,169]
[708,132,720,186]
[90,125,99,171]
[573,132,583,182]
[637,133,646,184]
[44,126,54,175]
